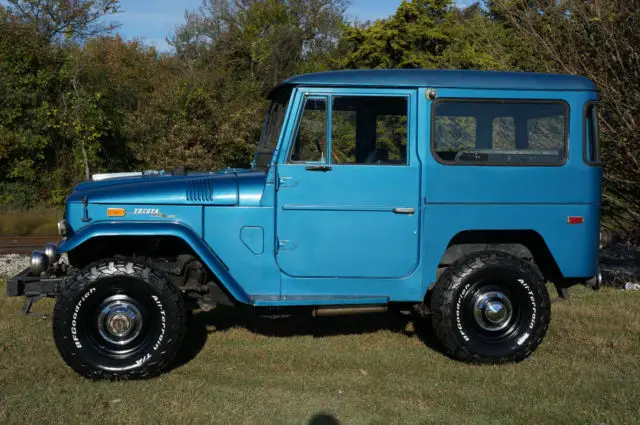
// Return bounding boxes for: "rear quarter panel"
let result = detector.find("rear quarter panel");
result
[419,88,602,293]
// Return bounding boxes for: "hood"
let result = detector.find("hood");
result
[67,171,266,206]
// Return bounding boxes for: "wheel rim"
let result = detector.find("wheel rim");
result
[74,279,162,363]
[459,277,534,345]
[96,295,144,346]
[85,290,154,358]
[472,290,513,332]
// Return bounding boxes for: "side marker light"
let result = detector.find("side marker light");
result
[107,208,126,217]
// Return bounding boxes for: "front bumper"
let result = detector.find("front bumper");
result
[6,267,62,297]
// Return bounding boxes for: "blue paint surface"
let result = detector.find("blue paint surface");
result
[68,171,266,206]
[282,69,596,91]
[58,70,602,306]
[240,226,265,255]
[57,221,251,304]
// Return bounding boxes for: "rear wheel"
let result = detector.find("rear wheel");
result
[52,260,186,379]
[430,251,550,363]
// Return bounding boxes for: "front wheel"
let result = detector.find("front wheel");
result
[430,251,550,363]
[52,260,186,379]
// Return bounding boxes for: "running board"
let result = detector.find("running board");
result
[249,295,389,307]
[313,305,387,316]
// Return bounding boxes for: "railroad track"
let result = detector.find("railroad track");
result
[0,236,60,255]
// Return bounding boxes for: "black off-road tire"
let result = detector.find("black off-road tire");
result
[52,260,186,379]
[430,251,551,363]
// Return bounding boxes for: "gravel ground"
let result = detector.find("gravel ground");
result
[0,254,29,279]
[600,243,640,287]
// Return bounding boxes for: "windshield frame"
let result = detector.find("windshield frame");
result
[252,87,293,170]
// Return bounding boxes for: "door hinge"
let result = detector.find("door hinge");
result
[276,238,297,253]
[277,176,298,190]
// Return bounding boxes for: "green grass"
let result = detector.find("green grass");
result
[1,281,639,425]
[0,208,62,236]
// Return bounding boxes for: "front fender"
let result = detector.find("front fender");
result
[57,221,251,304]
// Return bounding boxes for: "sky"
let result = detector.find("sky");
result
[108,0,477,52]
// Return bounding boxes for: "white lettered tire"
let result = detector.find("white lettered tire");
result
[430,251,551,363]
[52,260,186,379]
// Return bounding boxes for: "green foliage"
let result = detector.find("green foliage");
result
[0,2,124,208]
[491,0,640,232]
[339,0,452,69]
[337,0,520,71]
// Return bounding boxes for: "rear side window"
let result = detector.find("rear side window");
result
[585,103,600,164]
[433,100,568,165]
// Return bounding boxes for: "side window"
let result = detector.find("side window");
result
[289,97,327,163]
[433,100,567,164]
[331,104,357,163]
[492,117,515,149]
[528,115,566,151]
[434,116,476,151]
[331,96,408,165]
[585,103,600,164]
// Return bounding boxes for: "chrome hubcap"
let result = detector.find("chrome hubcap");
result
[97,295,143,345]
[473,291,513,331]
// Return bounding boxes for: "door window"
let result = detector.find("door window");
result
[288,94,409,165]
[331,96,408,165]
[289,97,328,163]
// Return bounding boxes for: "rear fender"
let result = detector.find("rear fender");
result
[57,221,250,304]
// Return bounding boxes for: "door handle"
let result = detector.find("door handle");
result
[305,165,332,172]
[393,207,415,215]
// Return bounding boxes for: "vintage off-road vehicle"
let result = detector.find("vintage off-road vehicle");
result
[8,70,603,379]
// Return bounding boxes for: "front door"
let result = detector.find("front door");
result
[275,89,421,279]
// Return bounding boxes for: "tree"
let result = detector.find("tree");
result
[337,0,521,71]
[339,0,452,69]
[131,0,349,173]
[0,5,63,206]
[491,0,640,232]
[5,0,120,41]
[172,0,347,91]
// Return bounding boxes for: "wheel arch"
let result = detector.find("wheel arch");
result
[437,229,562,284]
[58,221,250,304]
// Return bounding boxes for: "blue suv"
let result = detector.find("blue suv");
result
[7,69,603,379]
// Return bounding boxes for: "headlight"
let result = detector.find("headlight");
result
[30,251,49,275]
[57,220,68,237]
[44,243,58,264]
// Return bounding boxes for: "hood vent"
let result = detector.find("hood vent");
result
[186,177,216,202]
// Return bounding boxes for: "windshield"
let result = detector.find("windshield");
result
[253,89,291,169]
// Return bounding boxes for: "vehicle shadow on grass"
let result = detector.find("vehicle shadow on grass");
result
[308,413,341,425]
[170,306,448,371]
